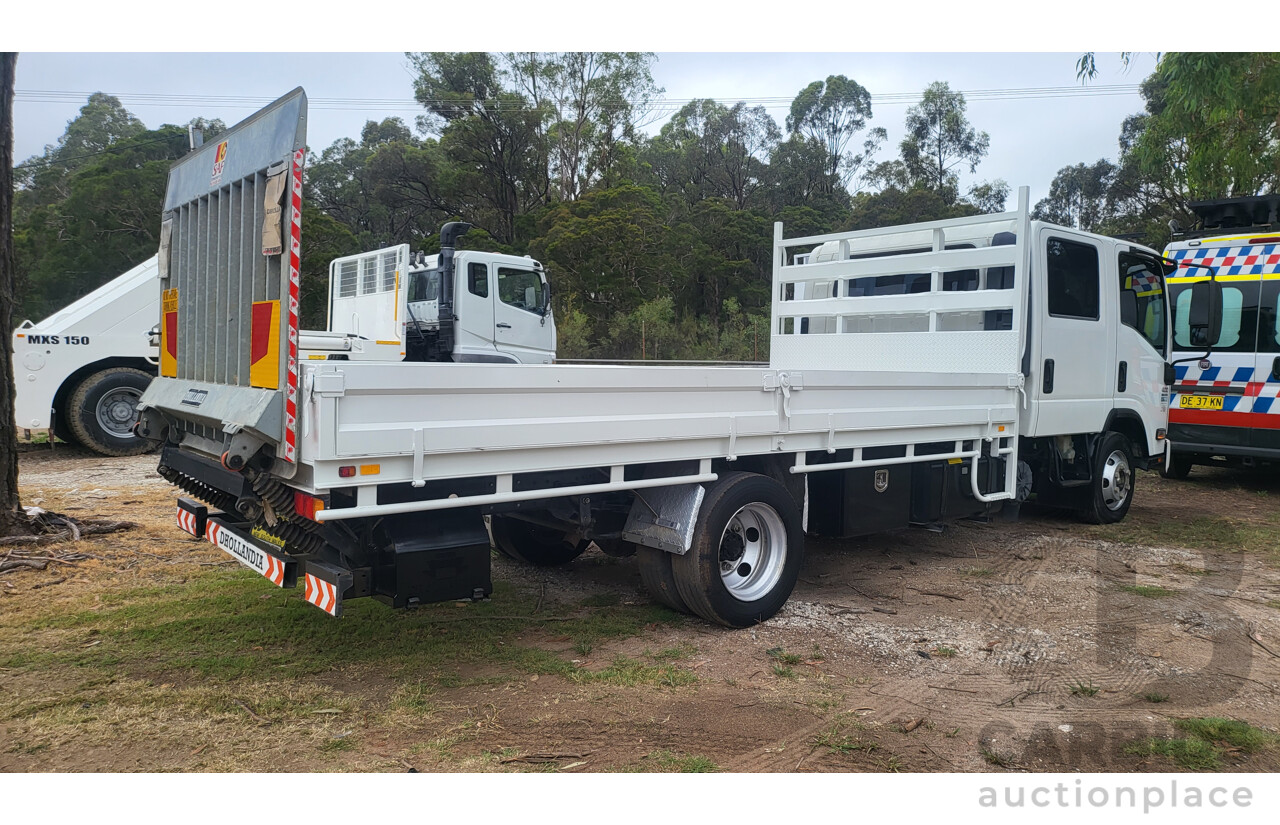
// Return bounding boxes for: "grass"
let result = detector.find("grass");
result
[1142,692,1170,704]
[0,566,696,765]
[932,646,957,658]
[1125,717,1277,771]
[1091,513,1280,568]
[1120,585,1176,599]
[766,647,803,666]
[771,664,796,679]
[980,746,1013,767]
[962,567,996,578]
[0,570,685,685]
[814,713,879,755]
[1069,680,1099,697]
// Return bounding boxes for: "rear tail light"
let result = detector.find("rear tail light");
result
[294,490,326,521]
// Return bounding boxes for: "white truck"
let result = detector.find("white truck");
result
[10,231,554,459]
[11,256,161,456]
[137,89,1218,626]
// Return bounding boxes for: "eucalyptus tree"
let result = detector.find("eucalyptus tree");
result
[900,81,990,203]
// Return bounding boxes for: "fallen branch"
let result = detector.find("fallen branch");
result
[907,586,965,602]
[0,559,48,573]
[1246,630,1279,659]
[927,684,981,694]
[234,699,272,725]
[499,751,590,764]
[30,577,67,590]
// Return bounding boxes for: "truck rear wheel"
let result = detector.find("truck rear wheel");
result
[636,547,690,613]
[1080,432,1134,524]
[67,367,153,457]
[489,516,589,566]
[671,472,803,628]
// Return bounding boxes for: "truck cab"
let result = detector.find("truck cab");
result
[313,239,555,365]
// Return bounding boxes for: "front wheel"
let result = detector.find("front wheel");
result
[1080,432,1135,524]
[1160,451,1193,480]
[67,367,154,456]
[489,516,589,566]
[671,472,803,628]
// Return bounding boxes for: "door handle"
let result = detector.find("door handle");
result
[1117,361,1127,393]
[1042,359,1054,394]
[1273,356,1280,381]
[496,323,512,329]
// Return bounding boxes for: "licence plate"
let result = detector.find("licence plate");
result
[1181,394,1224,410]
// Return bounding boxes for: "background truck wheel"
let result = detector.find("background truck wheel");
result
[66,367,153,457]
[671,472,803,628]
[490,516,589,566]
[636,547,690,613]
[1160,451,1193,480]
[1080,432,1134,524]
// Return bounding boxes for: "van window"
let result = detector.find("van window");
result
[1261,282,1280,353]
[1172,283,1257,351]
[1118,253,1166,356]
[1046,237,1099,320]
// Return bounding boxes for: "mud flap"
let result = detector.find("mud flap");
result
[302,561,353,618]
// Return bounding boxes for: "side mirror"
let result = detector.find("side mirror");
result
[1188,279,1224,350]
[1164,362,1177,387]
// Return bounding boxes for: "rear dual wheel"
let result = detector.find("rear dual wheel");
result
[640,472,803,628]
[489,515,590,566]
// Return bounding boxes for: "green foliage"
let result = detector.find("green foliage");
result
[15,125,188,321]
[786,74,884,189]
[900,81,991,202]
[1032,160,1118,231]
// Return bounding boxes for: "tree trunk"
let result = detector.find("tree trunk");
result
[1,53,23,532]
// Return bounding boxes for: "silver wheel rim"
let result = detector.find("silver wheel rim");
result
[95,387,142,438]
[1100,449,1131,511]
[718,502,786,602]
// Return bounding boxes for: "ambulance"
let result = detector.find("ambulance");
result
[1164,196,1280,477]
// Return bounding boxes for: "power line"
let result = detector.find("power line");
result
[15,83,1144,114]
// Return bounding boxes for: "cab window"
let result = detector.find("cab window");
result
[468,262,489,298]
[497,268,544,314]
[409,269,440,302]
[1046,237,1100,320]
[1118,253,1166,356]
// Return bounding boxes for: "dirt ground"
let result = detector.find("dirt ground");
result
[3,442,1279,773]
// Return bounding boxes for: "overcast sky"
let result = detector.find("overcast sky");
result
[3,2,1235,212]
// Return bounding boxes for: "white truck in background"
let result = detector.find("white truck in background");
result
[135,89,1222,627]
[11,256,161,456]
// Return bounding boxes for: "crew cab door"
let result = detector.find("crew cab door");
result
[493,265,554,364]
[1030,228,1112,436]
[1114,250,1170,454]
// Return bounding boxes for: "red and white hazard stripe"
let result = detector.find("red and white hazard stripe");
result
[283,147,305,464]
[205,520,221,545]
[263,554,285,587]
[304,573,338,616]
[176,509,199,536]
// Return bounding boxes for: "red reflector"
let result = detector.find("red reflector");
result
[1249,236,1280,244]
[293,490,326,521]
[338,466,356,478]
